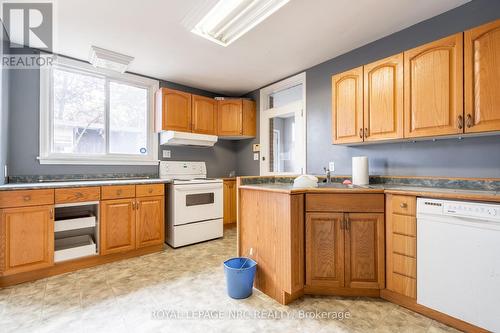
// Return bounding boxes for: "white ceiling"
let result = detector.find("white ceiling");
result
[53,0,469,95]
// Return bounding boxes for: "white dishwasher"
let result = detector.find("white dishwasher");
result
[417,198,500,332]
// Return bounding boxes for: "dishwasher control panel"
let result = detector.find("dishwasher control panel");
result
[418,198,500,221]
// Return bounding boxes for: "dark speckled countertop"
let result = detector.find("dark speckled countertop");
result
[238,177,500,202]
[0,178,172,191]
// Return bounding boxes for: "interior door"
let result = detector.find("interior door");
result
[344,213,385,289]
[100,199,136,255]
[305,212,345,288]
[404,33,463,138]
[192,95,218,135]
[136,196,164,248]
[363,53,404,141]
[465,19,500,133]
[162,88,192,132]
[217,99,242,136]
[332,66,364,144]
[0,205,54,275]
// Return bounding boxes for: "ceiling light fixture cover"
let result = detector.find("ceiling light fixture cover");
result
[89,46,134,73]
[192,0,290,46]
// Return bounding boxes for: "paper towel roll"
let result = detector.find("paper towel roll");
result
[352,156,369,185]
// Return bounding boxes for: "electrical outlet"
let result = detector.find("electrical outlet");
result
[253,153,259,161]
[329,162,335,172]
[163,150,171,158]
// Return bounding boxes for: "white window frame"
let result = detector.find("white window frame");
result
[259,72,306,176]
[39,56,159,165]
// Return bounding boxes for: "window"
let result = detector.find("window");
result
[39,57,159,165]
[259,73,306,175]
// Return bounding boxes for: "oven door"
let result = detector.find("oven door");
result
[172,183,223,225]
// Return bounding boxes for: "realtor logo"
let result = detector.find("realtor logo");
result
[2,2,53,52]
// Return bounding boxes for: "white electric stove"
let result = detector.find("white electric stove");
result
[159,161,223,248]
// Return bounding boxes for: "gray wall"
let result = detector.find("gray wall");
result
[7,57,239,179]
[237,0,500,178]
[0,27,9,184]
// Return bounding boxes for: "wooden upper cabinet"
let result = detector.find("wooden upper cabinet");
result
[404,33,464,138]
[218,99,243,136]
[242,100,256,137]
[305,212,345,288]
[465,19,500,133]
[344,213,385,290]
[217,99,256,138]
[363,54,404,141]
[100,199,136,255]
[0,205,54,275]
[192,94,218,135]
[332,67,364,144]
[136,196,164,248]
[156,88,192,132]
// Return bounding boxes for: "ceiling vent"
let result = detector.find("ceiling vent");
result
[89,46,134,73]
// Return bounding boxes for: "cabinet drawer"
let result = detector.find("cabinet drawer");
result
[391,273,416,299]
[101,185,135,200]
[0,189,54,208]
[55,187,100,204]
[306,194,384,212]
[136,184,164,197]
[391,195,416,216]
[392,214,416,236]
[392,234,416,258]
[393,253,416,278]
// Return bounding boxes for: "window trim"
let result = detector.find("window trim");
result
[39,56,159,165]
[259,72,306,175]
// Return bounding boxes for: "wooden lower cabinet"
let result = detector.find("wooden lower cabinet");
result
[136,196,165,248]
[101,195,165,254]
[0,205,54,276]
[100,199,136,255]
[305,213,344,288]
[305,209,385,293]
[345,213,385,289]
[385,194,417,299]
[223,180,236,224]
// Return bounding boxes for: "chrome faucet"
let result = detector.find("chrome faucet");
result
[323,167,331,183]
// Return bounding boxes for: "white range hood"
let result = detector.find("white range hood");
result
[159,131,218,147]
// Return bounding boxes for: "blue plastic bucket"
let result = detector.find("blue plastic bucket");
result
[223,257,257,299]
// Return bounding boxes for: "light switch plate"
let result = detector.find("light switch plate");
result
[252,144,260,152]
[163,150,171,158]
[329,162,335,172]
[253,153,259,161]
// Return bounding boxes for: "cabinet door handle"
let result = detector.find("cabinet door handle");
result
[49,209,54,220]
[400,203,408,208]
[23,195,31,202]
[346,216,350,231]
[359,128,363,139]
[117,189,123,196]
[466,114,473,128]
[457,115,463,130]
[364,128,368,138]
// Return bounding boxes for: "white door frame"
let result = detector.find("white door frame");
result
[259,72,306,176]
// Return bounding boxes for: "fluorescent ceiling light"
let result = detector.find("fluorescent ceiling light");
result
[89,46,134,73]
[192,0,290,46]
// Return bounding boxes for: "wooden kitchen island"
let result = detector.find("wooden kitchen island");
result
[238,182,386,305]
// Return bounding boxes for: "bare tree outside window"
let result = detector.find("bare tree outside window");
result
[52,67,149,156]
